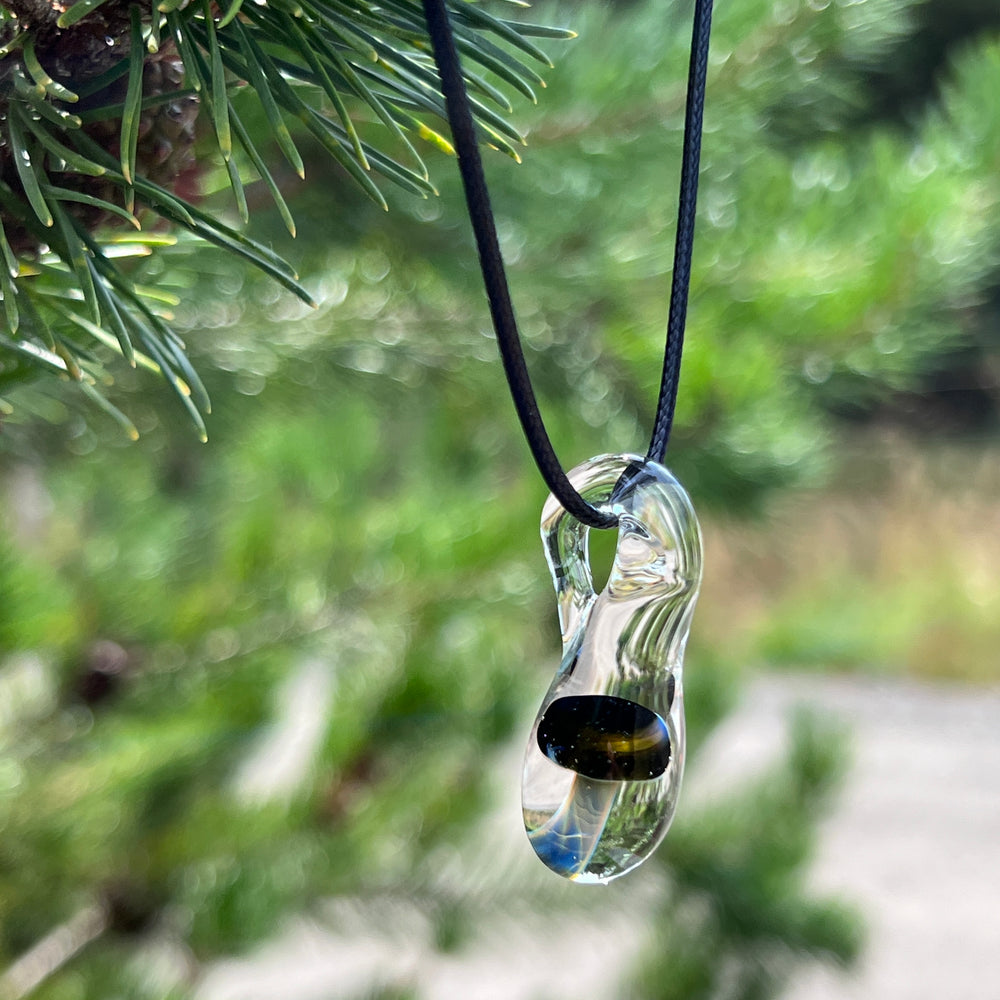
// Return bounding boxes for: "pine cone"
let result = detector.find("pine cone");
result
[18,0,133,84]
[0,3,201,255]
[81,45,201,210]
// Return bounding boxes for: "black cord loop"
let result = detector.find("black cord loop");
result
[422,0,712,528]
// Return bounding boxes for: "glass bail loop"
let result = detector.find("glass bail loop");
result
[521,453,703,883]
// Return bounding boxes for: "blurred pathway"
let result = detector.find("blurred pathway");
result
[697,673,1000,1000]
[197,672,1000,1000]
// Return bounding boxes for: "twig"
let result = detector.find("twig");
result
[0,902,108,1000]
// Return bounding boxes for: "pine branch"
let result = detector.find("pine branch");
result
[0,902,108,1000]
[0,0,572,436]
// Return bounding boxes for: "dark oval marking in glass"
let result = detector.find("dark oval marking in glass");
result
[536,694,671,781]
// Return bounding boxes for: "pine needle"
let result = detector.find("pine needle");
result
[289,16,369,169]
[42,186,140,229]
[57,0,118,28]
[0,265,19,333]
[203,0,233,159]
[51,204,100,325]
[229,108,297,236]
[120,6,146,190]
[216,0,245,30]
[22,35,79,102]
[7,107,53,228]
[0,217,19,278]
[17,112,105,177]
[233,20,306,178]
[77,378,141,439]
[15,72,83,129]
[86,261,136,366]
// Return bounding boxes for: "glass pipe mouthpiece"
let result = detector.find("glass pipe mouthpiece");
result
[522,454,703,884]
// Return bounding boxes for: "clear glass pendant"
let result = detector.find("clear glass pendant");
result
[522,453,703,883]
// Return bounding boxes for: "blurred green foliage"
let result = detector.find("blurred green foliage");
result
[3,0,1000,996]
[109,0,998,508]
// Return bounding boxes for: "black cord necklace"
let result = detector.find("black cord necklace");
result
[423,0,713,883]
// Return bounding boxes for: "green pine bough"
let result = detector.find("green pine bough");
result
[0,0,570,435]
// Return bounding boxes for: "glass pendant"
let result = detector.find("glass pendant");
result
[522,453,703,883]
